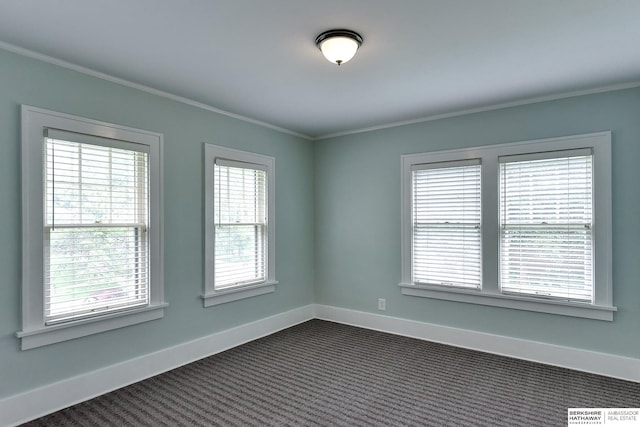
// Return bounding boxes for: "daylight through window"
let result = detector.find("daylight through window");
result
[499,151,593,302]
[19,106,165,350]
[400,132,614,320]
[203,144,276,307]
[412,160,481,289]
[214,160,267,289]
[45,131,150,324]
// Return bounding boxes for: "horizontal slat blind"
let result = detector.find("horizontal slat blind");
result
[214,161,267,289]
[412,160,481,289]
[499,153,593,302]
[45,133,149,323]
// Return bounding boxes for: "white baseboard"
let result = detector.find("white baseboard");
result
[4,303,639,426]
[314,304,640,383]
[0,305,315,427]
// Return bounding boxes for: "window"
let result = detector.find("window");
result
[44,130,151,323]
[499,151,593,302]
[400,132,614,320]
[18,106,166,350]
[412,160,482,289]
[203,144,276,306]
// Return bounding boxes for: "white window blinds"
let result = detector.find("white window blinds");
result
[499,150,593,302]
[214,159,267,289]
[412,160,481,289]
[45,129,149,324]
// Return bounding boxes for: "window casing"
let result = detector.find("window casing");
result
[19,106,166,350]
[203,144,276,307]
[400,132,614,320]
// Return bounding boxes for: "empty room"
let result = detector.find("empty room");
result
[1,1,639,426]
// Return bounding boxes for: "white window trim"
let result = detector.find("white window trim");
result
[400,132,615,321]
[18,105,166,350]
[203,144,277,307]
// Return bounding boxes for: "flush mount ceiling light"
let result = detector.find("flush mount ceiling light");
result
[315,29,363,66]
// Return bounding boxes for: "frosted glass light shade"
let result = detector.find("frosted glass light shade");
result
[319,36,358,65]
[315,30,363,65]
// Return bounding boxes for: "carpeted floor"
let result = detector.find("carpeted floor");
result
[21,319,640,426]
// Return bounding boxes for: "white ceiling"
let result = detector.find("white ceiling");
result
[1,0,639,139]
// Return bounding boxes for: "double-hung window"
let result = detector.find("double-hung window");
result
[400,132,614,320]
[411,160,481,289]
[203,144,276,306]
[44,130,150,323]
[499,151,594,301]
[19,106,165,350]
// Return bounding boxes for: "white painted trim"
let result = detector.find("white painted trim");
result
[16,303,168,350]
[399,285,614,321]
[0,305,315,427]
[19,105,167,350]
[202,282,277,307]
[203,144,277,305]
[314,305,640,383]
[0,41,311,140]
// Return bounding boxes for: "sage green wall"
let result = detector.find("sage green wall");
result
[2,44,639,403]
[0,48,315,398]
[314,87,640,358]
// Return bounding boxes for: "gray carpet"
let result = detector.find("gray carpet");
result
[21,320,640,426]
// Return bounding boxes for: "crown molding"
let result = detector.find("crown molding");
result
[3,40,639,143]
[314,81,640,140]
[0,41,312,140]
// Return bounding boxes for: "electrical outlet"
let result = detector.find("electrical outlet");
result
[378,298,386,311]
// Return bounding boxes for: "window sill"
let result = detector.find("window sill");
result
[399,283,616,321]
[202,281,278,307]
[16,303,168,350]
